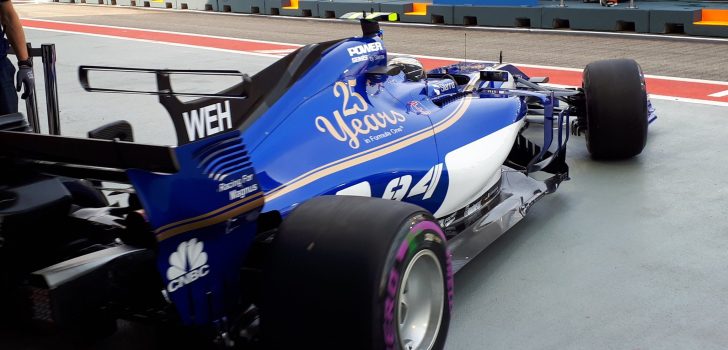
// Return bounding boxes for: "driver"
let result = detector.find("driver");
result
[388,56,426,82]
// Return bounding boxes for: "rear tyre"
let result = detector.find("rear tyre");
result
[261,196,453,350]
[583,59,648,159]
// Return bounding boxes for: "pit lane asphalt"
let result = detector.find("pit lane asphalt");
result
[3,7,728,350]
[14,3,728,82]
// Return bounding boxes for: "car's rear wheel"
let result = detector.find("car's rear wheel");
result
[583,58,648,159]
[261,195,453,350]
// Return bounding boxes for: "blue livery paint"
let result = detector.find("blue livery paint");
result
[127,131,263,325]
[125,30,540,327]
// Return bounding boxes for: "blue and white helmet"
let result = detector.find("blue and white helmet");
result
[388,56,426,82]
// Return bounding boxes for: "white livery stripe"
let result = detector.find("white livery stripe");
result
[335,181,372,197]
[434,120,524,218]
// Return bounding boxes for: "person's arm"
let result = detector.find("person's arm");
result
[0,0,33,99]
[0,0,28,61]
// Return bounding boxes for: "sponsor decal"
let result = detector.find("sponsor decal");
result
[182,101,232,142]
[352,55,369,63]
[228,184,259,201]
[383,220,452,350]
[432,80,457,96]
[383,163,443,201]
[407,101,431,115]
[166,238,210,293]
[336,163,443,201]
[315,80,407,149]
[347,42,383,57]
[347,42,384,64]
[363,125,405,145]
[217,173,259,201]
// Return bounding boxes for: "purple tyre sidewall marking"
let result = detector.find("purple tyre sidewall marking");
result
[383,219,454,350]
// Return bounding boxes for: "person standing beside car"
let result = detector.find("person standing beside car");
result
[0,0,34,116]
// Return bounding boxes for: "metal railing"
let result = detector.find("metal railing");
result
[8,43,60,135]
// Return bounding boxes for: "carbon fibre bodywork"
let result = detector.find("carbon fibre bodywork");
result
[0,20,587,334]
[123,25,570,326]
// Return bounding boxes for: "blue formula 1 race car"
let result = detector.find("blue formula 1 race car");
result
[0,20,652,350]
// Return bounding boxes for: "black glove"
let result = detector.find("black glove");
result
[16,59,35,99]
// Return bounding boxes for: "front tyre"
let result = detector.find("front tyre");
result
[261,196,453,350]
[583,59,648,159]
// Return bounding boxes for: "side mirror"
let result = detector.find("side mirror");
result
[480,70,509,82]
[88,120,134,142]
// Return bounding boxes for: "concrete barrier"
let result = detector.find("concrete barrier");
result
[317,1,382,19]
[542,6,650,33]
[649,9,698,34]
[378,2,454,24]
[688,22,728,37]
[217,0,266,13]
[379,2,409,19]
[427,4,454,24]
[262,0,315,16]
[436,0,536,5]
[298,0,322,16]
[79,0,110,4]
[453,5,540,27]
[107,0,175,8]
[54,0,728,39]
[689,9,728,37]
[175,0,217,10]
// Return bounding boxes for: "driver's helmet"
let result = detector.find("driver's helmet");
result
[388,56,426,82]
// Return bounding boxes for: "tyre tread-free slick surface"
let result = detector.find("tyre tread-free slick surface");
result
[583,58,648,159]
[262,195,453,350]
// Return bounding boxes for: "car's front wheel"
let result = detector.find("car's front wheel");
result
[582,58,649,159]
[261,195,453,350]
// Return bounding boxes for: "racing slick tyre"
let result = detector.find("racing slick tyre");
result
[583,59,648,159]
[261,196,453,350]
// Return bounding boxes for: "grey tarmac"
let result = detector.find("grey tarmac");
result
[2,6,728,350]
[15,3,728,81]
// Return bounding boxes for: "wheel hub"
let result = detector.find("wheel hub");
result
[397,249,444,350]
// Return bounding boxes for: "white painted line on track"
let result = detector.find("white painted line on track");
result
[650,94,728,108]
[535,83,728,109]
[21,18,728,106]
[21,17,728,87]
[254,49,297,54]
[398,52,728,86]
[22,17,302,47]
[544,82,728,107]
[25,27,284,59]
[708,90,728,98]
[644,74,728,87]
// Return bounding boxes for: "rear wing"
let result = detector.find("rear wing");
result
[79,66,251,146]
[79,36,349,146]
[0,130,179,182]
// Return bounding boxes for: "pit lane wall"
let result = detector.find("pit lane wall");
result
[54,0,728,38]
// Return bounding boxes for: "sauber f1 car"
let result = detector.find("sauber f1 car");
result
[0,20,653,350]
